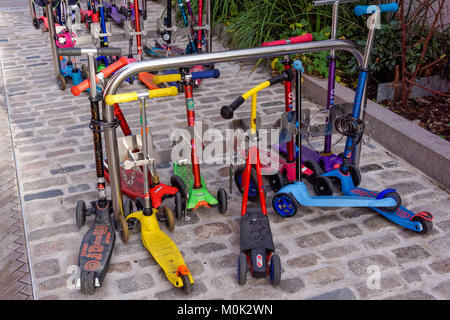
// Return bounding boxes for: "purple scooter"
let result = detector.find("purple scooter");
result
[279,0,359,175]
[104,1,127,25]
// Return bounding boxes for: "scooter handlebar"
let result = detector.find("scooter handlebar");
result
[313,0,359,6]
[221,69,294,119]
[261,33,313,47]
[152,73,182,85]
[191,69,220,80]
[71,57,129,96]
[105,87,178,105]
[354,3,398,16]
[56,47,122,57]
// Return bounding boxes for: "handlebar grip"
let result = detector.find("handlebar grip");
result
[354,3,398,16]
[148,86,178,99]
[56,47,82,56]
[268,69,294,86]
[220,96,245,120]
[105,92,139,105]
[152,73,182,85]
[71,57,130,96]
[293,60,304,74]
[261,33,313,46]
[191,69,220,80]
[97,47,122,56]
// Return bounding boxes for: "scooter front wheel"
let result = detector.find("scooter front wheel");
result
[272,193,298,217]
[303,159,323,183]
[378,191,401,212]
[314,176,334,196]
[234,165,260,202]
[76,200,86,228]
[174,192,184,220]
[269,171,286,192]
[162,206,175,232]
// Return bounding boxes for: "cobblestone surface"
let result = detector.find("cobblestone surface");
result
[0,1,449,300]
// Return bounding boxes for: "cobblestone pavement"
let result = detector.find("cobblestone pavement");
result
[0,1,449,300]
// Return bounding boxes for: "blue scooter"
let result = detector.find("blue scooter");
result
[273,4,433,234]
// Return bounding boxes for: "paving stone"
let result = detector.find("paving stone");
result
[286,254,320,269]
[296,232,332,248]
[433,280,450,299]
[279,277,305,294]
[428,235,450,254]
[210,253,237,270]
[360,164,383,173]
[308,287,356,300]
[107,261,132,274]
[23,189,64,202]
[193,222,232,239]
[28,224,78,241]
[37,277,66,292]
[429,258,450,275]
[154,281,207,299]
[329,223,363,239]
[191,242,227,254]
[363,234,401,250]
[306,267,344,286]
[306,214,342,226]
[387,182,427,195]
[117,273,154,294]
[348,255,395,276]
[391,245,432,264]
[400,266,432,283]
[319,245,359,259]
[363,215,396,231]
[33,259,60,279]
[355,276,402,299]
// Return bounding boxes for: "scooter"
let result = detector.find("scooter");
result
[220,71,293,286]
[105,87,195,294]
[57,46,129,295]
[313,4,433,233]
[152,69,227,219]
[104,1,127,26]
[232,33,315,200]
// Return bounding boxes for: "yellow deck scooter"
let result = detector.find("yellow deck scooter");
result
[105,87,194,294]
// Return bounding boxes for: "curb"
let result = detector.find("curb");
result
[303,75,450,190]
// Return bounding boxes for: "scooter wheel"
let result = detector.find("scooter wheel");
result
[123,199,138,231]
[269,171,286,192]
[76,200,86,228]
[117,215,129,243]
[56,74,66,91]
[80,271,95,295]
[269,254,281,286]
[272,193,298,217]
[174,192,183,220]
[234,165,260,202]
[217,188,227,214]
[348,164,361,187]
[378,191,401,212]
[33,17,40,29]
[412,213,433,234]
[314,176,334,196]
[181,274,192,294]
[135,197,144,211]
[303,160,323,183]
[162,206,175,232]
[237,252,248,286]
[170,175,187,200]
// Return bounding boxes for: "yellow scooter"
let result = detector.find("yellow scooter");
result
[105,87,194,294]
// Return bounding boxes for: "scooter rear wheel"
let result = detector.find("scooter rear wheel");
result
[272,193,298,217]
[269,254,281,286]
[174,192,183,220]
[412,213,433,234]
[237,252,248,285]
[181,274,192,294]
[171,175,187,200]
[303,159,323,183]
[269,171,286,192]
[123,199,138,230]
[162,206,175,232]
[314,176,334,196]
[116,215,129,243]
[217,188,227,214]
[76,200,86,228]
[80,271,95,295]
[348,164,361,187]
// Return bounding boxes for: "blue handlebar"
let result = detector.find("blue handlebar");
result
[191,69,220,80]
[354,3,399,16]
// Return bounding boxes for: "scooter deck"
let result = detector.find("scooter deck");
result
[126,210,194,287]
[346,187,429,232]
[78,222,115,287]
[104,164,178,208]
[240,207,274,252]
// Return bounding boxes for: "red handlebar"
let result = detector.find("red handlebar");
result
[71,56,130,96]
[261,33,313,47]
